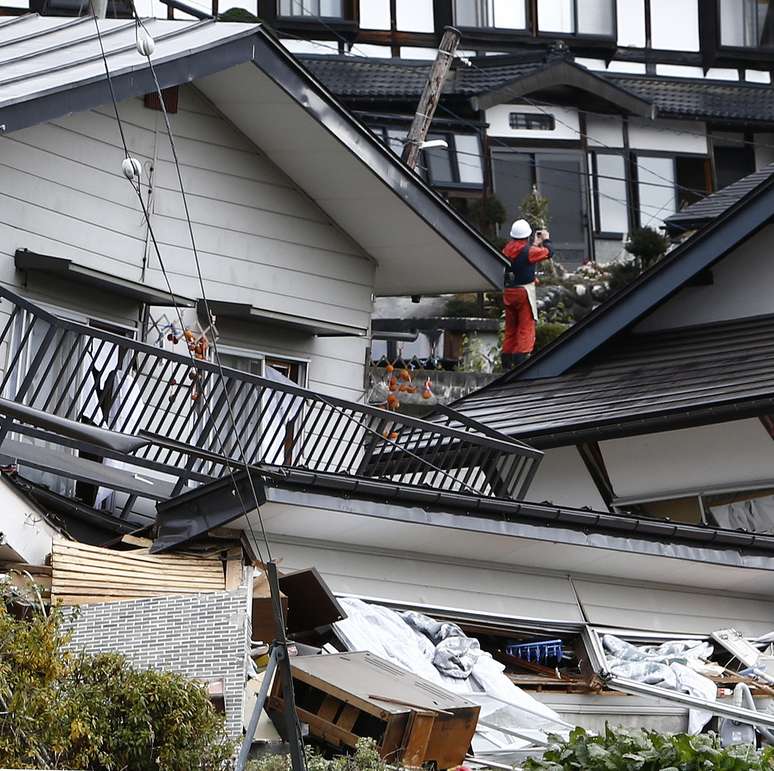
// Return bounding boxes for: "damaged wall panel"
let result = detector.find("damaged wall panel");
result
[51,539,226,605]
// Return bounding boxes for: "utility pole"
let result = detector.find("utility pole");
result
[401,26,461,170]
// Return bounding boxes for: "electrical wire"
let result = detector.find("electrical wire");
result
[88,7,267,561]
[131,10,489,511]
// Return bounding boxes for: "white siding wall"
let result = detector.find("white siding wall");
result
[636,225,774,331]
[628,119,708,154]
[601,419,774,501]
[524,446,608,511]
[485,104,580,140]
[0,87,375,400]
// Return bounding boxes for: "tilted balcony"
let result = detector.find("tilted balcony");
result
[0,285,541,515]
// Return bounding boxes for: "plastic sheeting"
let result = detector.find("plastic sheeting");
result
[333,598,568,760]
[602,635,717,734]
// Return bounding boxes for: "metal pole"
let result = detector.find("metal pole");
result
[268,560,307,771]
[236,648,280,771]
[401,26,461,170]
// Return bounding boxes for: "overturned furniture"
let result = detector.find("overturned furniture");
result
[267,651,479,768]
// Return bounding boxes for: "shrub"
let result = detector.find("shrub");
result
[0,587,233,770]
[536,322,570,350]
[524,725,774,771]
[248,737,387,771]
[625,227,670,270]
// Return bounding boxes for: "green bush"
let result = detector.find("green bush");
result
[535,322,570,351]
[0,588,234,770]
[248,737,386,771]
[625,227,670,270]
[524,725,774,771]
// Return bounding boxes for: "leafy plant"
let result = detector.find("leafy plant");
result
[625,227,671,270]
[469,195,507,233]
[524,725,774,771]
[520,185,550,230]
[0,584,233,770]
[248,737,389,771]
[535,322,569,351]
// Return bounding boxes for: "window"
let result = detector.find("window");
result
[212,350,306,467]
[278,0,343,18]
[636,154,710,229]
[509,112,555,131]
[422,133,484,187]
[713,131,756,189]
[590,152,628,234]
[492,149,589,267]
[537,0,615,36]
[369,125,484,188]
[720,0,774,48]
[453,0,527,30]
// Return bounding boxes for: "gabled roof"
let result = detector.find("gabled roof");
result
[0,15,507,294]
[301,53,654,117]
[469,163,774,384]
[666,165,774,234]
[300,52,774,125]
[451,313,774,447]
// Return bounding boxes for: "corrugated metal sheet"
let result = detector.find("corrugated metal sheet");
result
[454,314,774,445]
[0,14,258,114]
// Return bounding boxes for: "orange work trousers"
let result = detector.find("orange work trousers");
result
[503,286,535,355]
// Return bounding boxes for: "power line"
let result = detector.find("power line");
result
[88,8,267,560]
[130,11,275,559]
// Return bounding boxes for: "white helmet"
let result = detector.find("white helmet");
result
[510,218,532,239]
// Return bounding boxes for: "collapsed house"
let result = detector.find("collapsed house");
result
[450,167,774,532]
[2,5,774,768]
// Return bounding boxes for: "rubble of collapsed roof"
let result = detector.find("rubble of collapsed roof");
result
[7,485,774,771]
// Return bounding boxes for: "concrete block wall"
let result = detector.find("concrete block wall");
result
[63,589,249,736]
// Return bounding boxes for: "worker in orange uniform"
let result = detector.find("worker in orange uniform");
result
[501,218,554,370]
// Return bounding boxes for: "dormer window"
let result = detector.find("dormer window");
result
[719,0,774,48]
[278,0,344,18]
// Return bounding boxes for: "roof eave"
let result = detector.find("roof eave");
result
[470,59,655,118]
[248,31,508,290]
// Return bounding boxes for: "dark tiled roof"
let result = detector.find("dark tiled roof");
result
[299,54,549,99]
[300,53,774,124]
[666,165,774,232]
[607,74,774,124]
[453,314,774,446]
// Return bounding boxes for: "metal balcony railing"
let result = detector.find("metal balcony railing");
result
[0,286,541,502]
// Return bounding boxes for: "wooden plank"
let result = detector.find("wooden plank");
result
[289,666,391,719]
[225,547,243,591]
[52,548,224,577]
[51,578,220,594]
[51,564,224,587]
[317,695,341,724]
[120,535,154,548]
[336,704,360,733]
[296,706,359,750]
[402,712,435,767]
[53,539,222,568]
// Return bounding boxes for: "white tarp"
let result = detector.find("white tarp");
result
[333,598,569,760]
[602,635,717,734]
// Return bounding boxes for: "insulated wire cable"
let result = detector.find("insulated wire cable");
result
[129,12,491,498]
[88,7,267,562]
[135,23,274,561]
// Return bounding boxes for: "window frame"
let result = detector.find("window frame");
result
[589,149,630,238]
[276,0,349,20]
[715,0,774,52]
[536,0,618,41]
[632,149,710,229]
[451,0,530,33]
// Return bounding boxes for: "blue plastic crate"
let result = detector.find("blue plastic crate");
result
[506,639,564,665]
